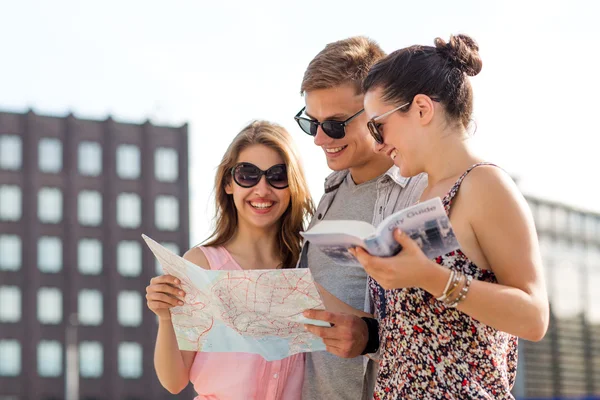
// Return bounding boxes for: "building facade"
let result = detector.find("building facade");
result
[0,110,194,399]
[2,109,600,399]
[516,196,600,399]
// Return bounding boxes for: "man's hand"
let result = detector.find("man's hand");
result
[303,310,368,358]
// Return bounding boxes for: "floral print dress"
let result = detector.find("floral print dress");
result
[369,163,518,399]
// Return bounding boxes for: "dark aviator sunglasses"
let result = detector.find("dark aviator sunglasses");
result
[294,107,364,139]
[231,163,289,189]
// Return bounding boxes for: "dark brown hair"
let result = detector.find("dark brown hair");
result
[301,36,386,95]
[363,34,482,128]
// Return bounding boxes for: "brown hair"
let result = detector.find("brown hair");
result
[202,121,314,268]
[363,34,483,128]
[301,36,386,95]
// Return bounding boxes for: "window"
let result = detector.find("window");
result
[0,340,21,376]
[155,195,179,231]
[587,268,600,324]
[535,203,552,232]
[585,215,597,241]
[0,135,22,170]
[0,185,22,221]
[586,244,600,269]
[569,211,583,237]
[37,288,62,324]
[38,187,62,223]
[37,341,62,377]
[38,236,62,273]
[0,235,21,271]
[79,341,103,378]
[118,342,142,378]
[38,138,62,173]
[78,141,102,176]
[78,289,103,326]
[0,286,21,322]
[554,207,568,233]
[117,241,142,277]
[554,238,570,262]
[572,242,586,265]
[117,193,141,228]
[552,260,583,318]
[117,145,140,179]
[155,147,178,182]
[156,242,180,275]
[118,291,142,327]
[78,239,102,275]
[78,190,102,226]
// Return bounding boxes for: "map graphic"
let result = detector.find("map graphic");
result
[142,235,328,361]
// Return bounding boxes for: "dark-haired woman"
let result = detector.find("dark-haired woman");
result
[349,34,549,399]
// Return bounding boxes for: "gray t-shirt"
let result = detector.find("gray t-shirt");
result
[303,174,378,400]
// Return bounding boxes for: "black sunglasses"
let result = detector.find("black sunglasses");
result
[231,162,289,189]
[294,107,364,139]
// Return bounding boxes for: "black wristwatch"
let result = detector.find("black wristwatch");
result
[360,317,380,355]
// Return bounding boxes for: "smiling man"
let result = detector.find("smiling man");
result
[295,37,427,400]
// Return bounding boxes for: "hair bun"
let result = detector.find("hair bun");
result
[434,34,482,77]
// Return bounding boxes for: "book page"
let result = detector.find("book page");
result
[301,220,375,239]
[375,197,460,259]
[301,233,367,267]
[300,220,374,266]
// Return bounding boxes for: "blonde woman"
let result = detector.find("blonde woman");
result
[146,121,314,399]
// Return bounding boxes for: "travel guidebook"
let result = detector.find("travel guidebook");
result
[300,197,460,267]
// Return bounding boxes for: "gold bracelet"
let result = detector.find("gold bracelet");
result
[436,270,455,301]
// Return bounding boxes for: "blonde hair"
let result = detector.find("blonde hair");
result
[301,36,386,95]
[202,120,314,268]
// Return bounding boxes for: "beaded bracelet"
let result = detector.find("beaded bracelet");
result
[438,270,462,303]
[447,275,473,308]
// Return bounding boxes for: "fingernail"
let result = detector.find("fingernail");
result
[179,291,184,296]
[178,301,184,305]
[174,279,179,284]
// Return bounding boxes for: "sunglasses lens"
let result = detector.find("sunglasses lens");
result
[297,118,317,136]
[266,165,288,189]
[233,164,260,187]
[321,121,345,139]
[367,121,383,144]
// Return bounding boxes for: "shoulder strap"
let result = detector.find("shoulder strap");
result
[197,246,227,270]
[297,242,309,269]
[443,162,499,214]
